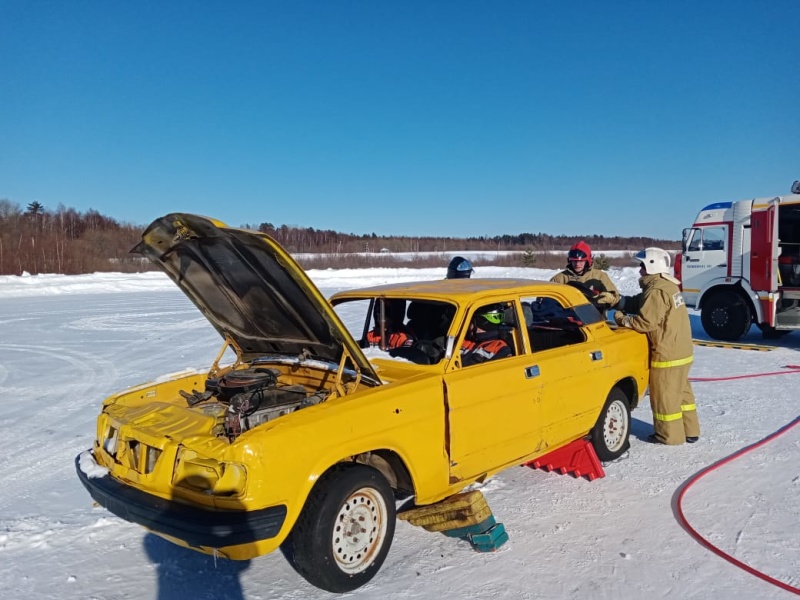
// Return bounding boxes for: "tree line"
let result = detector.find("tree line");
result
[0,200,678,275]
[246,222,677,256]
[0,200,145,275]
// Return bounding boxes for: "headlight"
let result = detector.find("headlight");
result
[145,446,162,474]
[174,449,246,496]
[214,463,246,495]
[102,425,119,456]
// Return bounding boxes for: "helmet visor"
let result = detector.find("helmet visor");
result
[480,310,504,325]
[568,249,588,261]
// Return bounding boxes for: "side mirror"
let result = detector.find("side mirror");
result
[681,228,691,253]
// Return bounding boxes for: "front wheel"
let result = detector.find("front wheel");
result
[283,464,396,593]
[590,388,631,461]
[701,290,752,341]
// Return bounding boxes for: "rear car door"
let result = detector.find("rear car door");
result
[521,293,606,449]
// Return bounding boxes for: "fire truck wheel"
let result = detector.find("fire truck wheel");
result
[701,290,752,341]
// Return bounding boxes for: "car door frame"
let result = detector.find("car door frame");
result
[443,297,544,483]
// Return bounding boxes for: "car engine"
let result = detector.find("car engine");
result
[180,366,328,441]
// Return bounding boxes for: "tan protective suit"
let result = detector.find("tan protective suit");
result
[551,266,621,305]
[617,273,699,445]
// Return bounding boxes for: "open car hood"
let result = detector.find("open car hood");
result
[133,214,378,382]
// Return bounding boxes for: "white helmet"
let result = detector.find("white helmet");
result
[635,247,671,275]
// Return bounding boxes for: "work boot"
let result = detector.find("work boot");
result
[686,436,699,444]
[645,434,664,444]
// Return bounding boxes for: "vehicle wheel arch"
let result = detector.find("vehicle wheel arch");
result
[698,283,757,341]
[612,377,639,411]
[697,281,759,321]
[353,449,414,496]
[278,447,414,543]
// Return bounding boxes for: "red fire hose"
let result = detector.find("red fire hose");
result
[690,365,800,382]
[675,365,800,595]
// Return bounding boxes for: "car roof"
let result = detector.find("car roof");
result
[331,278,589,304]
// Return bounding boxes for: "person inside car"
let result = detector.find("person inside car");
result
[367,300,413,350]
[461,305,513,367]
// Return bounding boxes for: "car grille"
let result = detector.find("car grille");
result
[101,424,162,475]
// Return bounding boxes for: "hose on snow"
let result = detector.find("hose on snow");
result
[690,365,800,382]
[673,416,800,595]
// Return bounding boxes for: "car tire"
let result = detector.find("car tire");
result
[284,464,396,593]
[701,290,752,341]
[590,388,631,461]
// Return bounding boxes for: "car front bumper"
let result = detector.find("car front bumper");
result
[75,451,287,550]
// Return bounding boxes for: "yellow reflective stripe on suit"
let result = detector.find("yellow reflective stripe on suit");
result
[654,411,683,422]
[654,403,697,422]
[651,356,694,368]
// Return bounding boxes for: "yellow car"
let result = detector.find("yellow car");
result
[76,214,649,593]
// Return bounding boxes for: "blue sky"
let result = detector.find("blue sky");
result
[1,1,798,240]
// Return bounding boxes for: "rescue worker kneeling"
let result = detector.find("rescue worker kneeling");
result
[461,305,513,367]
[612,248,700,445]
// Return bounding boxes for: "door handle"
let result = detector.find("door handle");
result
[590,351,603,361]
[524,365,540,379]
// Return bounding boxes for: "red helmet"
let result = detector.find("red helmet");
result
[567,241,593,267]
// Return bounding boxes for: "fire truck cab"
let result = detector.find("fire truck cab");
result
[676,189,800,341]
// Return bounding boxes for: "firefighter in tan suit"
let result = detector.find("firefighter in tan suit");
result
[550,241,621,307]
[610,248,700,445]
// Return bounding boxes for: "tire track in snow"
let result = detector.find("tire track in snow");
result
[0,344,121,511]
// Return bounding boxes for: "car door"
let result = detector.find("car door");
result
[522,293,606,450]
[444,300,543,483]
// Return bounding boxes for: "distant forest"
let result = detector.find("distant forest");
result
[0,199,679,275]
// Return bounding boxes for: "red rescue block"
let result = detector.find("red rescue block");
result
[523,439,605,481]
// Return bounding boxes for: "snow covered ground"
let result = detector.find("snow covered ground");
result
[0,265,798,599]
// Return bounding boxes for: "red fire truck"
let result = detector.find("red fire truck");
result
[675,182,800,341]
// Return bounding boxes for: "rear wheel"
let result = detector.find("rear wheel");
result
[700,290,752,341]
[591,387,631,461]
[284,464,395,593]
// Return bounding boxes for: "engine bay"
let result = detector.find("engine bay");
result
[179,366,329,441]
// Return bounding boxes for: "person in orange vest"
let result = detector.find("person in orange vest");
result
[461,305,512,366]
[613,247,699,445]
[367,300,413,350]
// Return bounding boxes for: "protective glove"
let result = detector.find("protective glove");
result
[613,310,627,327]
[595,292,618,307]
